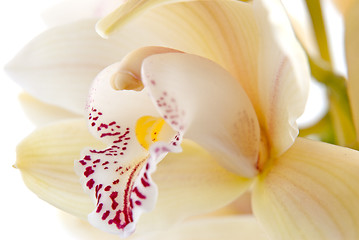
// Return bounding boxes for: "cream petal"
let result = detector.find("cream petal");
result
[19,93,80,126]
[345,1,359,141]
[42,0,123,28]
[252,137,359,239]
[253,0,310,157]
[281,0,320,59]
[142,52,260,177]
[96,0,187,37]
[5,19,147,114]
[97,1,261,111]
[136,140,252,235]
[15,119,104,219]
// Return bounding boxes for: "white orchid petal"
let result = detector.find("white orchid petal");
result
[42,0,123,28]
[16,119,104,219]
[5,19,145,114]
[253,0,310,156]
[142,52,260,177]
[252,137,359,239]
[75,61,181,236]
[19,93,80,126]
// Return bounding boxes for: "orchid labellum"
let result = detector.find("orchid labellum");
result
[8,0,359,239]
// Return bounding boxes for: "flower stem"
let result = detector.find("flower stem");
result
[299,113,335,144]
[308,57,357,148]
[304,0,357,148]
[305,0,332,65]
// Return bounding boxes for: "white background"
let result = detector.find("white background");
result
[0,0,88,239]
[0,0,342,239]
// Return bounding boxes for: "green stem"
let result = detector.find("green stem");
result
[305,0,332,65]
[327,78,357,148]
[304,0,357,148]
[299,113,335,144]
[308,57,357,148]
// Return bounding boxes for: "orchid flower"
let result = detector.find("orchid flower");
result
[76,0,359,238]
[8,0,359,239]
[8,0,266,237]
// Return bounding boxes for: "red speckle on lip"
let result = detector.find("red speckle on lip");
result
[96,203,103,213]
[141,178,150,187]
[132,187,146,199]
[102,211,110,220]
[98,123,108,131]
[95,184,103,199]
[86,179,95,189]
[110,191,119,210]
[79,160,87,166]
[84,166,94,177]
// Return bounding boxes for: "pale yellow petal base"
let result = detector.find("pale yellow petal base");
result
[253,137,359,240]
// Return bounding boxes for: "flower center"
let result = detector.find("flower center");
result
[135,116,168,150]
[256,131,271,172]
[111,72,144,91]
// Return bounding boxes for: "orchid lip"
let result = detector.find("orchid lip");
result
[76,48,185,236]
